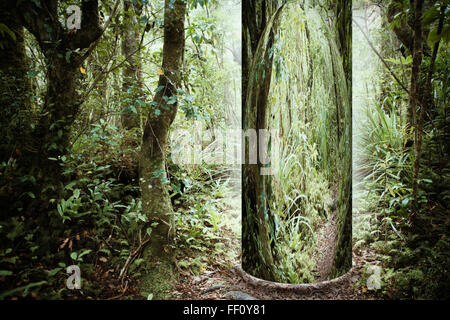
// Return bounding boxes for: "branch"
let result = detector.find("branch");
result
[353,18,410,94]
[79,0,121,61]
[17,0,62,47]
[67,0,103,50]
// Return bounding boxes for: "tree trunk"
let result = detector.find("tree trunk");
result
[0,0,31,215]
[411,3,444,221]
[13,0,102,204]
[36,54,80,191]
[242,0,285,281]
[0,0,29,161]
[121,0,143,130]
[139,0,186,298]
[409,0,424,217]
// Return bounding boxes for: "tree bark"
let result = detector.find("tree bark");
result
[330,0,352,280]
[139,0,186,297]
[0,1,31,216]
[0,0,29,162]
[242,0,285,281]
[14,0,102,201]
[411,3,444,219]
[409,0,424,217]
[121,0,143,130]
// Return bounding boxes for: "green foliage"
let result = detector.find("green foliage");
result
[353,4,449,299]
[251,2,352,283]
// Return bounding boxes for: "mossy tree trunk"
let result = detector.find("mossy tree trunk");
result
[331,0,352,277]
[242,0,285,281]
[409,0,424,217]
[139,0,186,297]
[17,0,102,199]
[121,0,143,130]
[0,0,29,162]
[0,0,31,215]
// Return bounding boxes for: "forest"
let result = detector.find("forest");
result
[242,0,352,284]
[0,0,449,300]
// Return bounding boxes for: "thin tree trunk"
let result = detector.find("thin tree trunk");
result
[121,0,143,130]
[139,0,186,297]
[412,4,444,218]
[410,0,424,217]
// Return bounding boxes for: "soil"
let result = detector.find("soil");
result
[172,246,379,300]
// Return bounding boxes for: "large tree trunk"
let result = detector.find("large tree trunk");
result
[242,0,285,281]
[331,0,353,278]
[121,0,143,130]
[36,55,81,191]
[11,0,102,205]
[0,0,29,161]
[139,0,186,297]
[0,0,31,215]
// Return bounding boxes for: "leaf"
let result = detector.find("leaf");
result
[65,50,72,63]
[147,293,153,300]
[177,261,189,269]
[155,85,165,93]
[167,95,177,105]
[0,270,13,276]
[60,238,69,249]
[80,66,86,74]
[78,249,92,259]
[387,185,395,197]
[47,267,62,277]
[427,27,442,47]
[129,105,137,114]
[0,23,16,41]
[0,281,47,300]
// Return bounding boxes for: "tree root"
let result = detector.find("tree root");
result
[236,266,352,294]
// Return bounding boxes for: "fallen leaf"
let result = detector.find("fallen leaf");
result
[60,238,69,249]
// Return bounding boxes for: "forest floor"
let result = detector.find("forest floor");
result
[172,246,379,300]
[169,194,381,300]
[313,186,339,282]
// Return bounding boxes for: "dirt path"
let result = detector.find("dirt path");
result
[313,185,339,281]
[171,188,381,300]
[314,204,338,281]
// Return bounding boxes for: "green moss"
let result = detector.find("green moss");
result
[137,249,176,300]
